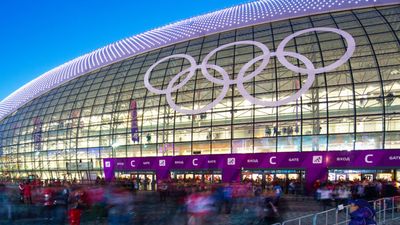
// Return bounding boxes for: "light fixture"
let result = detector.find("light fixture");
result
[111,143,121,148]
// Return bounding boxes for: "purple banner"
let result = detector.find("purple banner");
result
[0,127,2,156]
[130,100,139,142]
[33,117,43,152]
[103,150,400,192]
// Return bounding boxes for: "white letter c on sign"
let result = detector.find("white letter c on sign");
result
[270,156,277,165]
[365,154,373,164]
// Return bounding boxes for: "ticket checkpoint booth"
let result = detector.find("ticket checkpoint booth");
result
[170,170,222,184]
[328,169,400,183]
[241,169,306,193]
[115,171,157,191]
[115,170,222,191]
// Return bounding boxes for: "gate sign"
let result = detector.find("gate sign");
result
[104,149,400,192]
[104,150,400,175]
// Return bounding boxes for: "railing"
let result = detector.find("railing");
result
[374,197,400,224]
[280,213,316,225]
[276,196,400,225]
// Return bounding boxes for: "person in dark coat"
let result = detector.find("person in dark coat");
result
[348,199,376,225]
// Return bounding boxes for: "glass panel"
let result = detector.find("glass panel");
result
[0,6,399,180]
[232,139,253,153]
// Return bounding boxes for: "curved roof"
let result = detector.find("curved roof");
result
[0,0,397,121]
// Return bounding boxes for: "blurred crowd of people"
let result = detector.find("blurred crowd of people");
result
[314,179,399,210]
[0,176,399,225]
[0,177,286,225]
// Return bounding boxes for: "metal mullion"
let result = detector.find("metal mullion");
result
[136,53,155,157]
[98,66,119,160]
[62,77,88,175]
[110,94,124,158]
[330,13,357,151]
[109,59,136,159]
[287,19,305,152]
[210,34,221,155]
[251,26,256,154]
[270,24,279,153]
[375,7,400,149]
[59,72,92,175]
[154,46,177,156]
[308,18,330,151]
[127,56,147,158]
[169,42,189,156]
[190,37,207,155]
[40,92,64,171]
[351,10,388,150]
[171,43,190,156]
[231,29,238,154]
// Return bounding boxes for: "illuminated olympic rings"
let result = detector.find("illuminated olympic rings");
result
[144,27,356,114]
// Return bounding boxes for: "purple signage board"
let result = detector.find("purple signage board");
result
[103,150,400,192]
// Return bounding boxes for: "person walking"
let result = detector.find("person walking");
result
[0,184,12,223]
[69,188,88,225]
[18,182,24,203]
[159,181,168,202]
[272,182,283,205]
[317,185,332,211]
[23,181,32,204]
[43,186,55,222]
[52,187,69,225]
[348,199,376,225]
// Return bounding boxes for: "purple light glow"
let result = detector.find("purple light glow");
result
[0,0,397,121]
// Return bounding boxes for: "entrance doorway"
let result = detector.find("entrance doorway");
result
[328,169,398,182]
[241,169,306,194]
[170,170,222,184]
[115,171,157,191]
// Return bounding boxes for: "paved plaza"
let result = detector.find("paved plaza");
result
[1,192,321,225]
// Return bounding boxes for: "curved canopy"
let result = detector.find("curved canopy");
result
[0,0,396,121]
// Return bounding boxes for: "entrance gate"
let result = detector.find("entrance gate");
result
[115,171,157,191]
[241,169,306,194]
[170,170,222,184]
[328,169,399,182]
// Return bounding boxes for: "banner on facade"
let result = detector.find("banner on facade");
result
[130,100,139,142]
[33,117,43,152]
[0,128,2,157]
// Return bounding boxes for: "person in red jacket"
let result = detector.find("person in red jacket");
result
[23,181,32,204]
[43,187,54,221]
[69,188,89,225]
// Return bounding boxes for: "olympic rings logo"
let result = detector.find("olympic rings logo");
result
[144,27,356,115]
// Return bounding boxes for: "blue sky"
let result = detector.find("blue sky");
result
[0,0,247,101]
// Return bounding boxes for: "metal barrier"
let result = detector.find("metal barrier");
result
[281,213,316,225]
[311,204,350,225]
[280,196,400,225]
[374,197,400,225]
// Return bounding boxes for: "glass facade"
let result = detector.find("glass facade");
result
[0,5,399,180]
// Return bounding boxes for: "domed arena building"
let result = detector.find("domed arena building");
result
[0,0,399,191]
